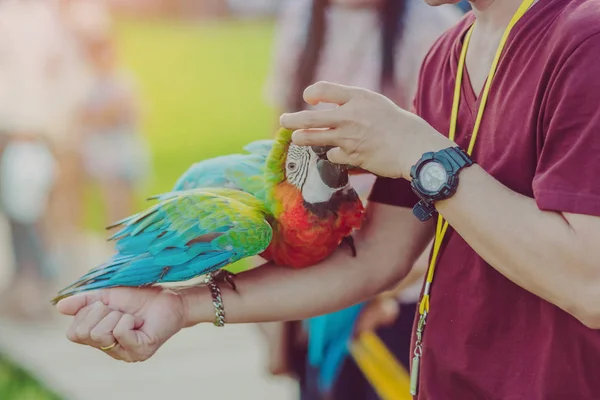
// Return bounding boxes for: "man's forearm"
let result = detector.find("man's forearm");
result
[181,205,434,327]
[381,241,431,299]
[182,245,384,326]
[435,164,600,327]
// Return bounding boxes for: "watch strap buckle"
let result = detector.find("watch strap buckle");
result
[412,199,436,222]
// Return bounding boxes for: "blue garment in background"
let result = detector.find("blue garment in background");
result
[305,303,366,393]
[456,0,471,13]
[302,303,418,400]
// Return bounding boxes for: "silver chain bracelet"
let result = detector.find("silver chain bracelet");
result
[204,275,226,327]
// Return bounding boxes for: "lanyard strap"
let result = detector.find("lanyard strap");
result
[410,0,535,395]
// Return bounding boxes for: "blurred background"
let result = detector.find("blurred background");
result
[0,0,469,399]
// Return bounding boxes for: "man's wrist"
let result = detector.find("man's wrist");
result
[404,130,454,181]
[181,286,215,328]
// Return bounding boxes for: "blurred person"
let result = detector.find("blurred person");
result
[79,33,150,226]
[43,0,114,264]
[0,135,57,319]
[261,0,461,398]
[42,0,94,252]
[0,0,72,318]
[0,0,112,316]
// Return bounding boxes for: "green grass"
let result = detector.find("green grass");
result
[0,354,62,400]
[83,17,277,272]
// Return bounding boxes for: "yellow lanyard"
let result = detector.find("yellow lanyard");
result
[410,0,535,395]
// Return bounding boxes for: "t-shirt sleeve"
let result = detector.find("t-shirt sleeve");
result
[368,176,417,208]
[532,33,600,216]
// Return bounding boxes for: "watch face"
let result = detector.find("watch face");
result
[418,161,448,193]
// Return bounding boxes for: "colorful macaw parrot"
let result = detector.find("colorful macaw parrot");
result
[172,134,373,394]
[52,128,364,304]
[172,137,374,394]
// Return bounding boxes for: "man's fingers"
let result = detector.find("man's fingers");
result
[303,81,362,106]
[291,134,357,167]
[56,291,105,316]
[326,147,354,166]
[291,129,340,147]
[67,301,110,344]
[66,304,94,343]
[280,109,340,131]
[89,310,123,347]
[113,313,144,350]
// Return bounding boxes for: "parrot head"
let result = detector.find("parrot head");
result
[284,143,350,204]
[264,128,362,220]
[260,128,365,267]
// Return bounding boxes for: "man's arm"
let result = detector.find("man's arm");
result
[434,165,600,329]
[384,239,431,297]
[182,202,434,327]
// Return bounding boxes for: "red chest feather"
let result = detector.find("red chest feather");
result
[260,185,365,268]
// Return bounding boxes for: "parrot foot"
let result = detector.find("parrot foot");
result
[211,270,238,292]
[342,236,357,257]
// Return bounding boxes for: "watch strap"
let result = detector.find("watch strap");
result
[413,199,436,222]
[441,147,473,171]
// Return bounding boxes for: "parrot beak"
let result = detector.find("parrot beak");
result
[317,158,349,189]
[311,146,353,169]
[312,145,334,160]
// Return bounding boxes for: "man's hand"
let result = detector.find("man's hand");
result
[353,296,400,337]
[56,287,187,362]
[280,81,452,179]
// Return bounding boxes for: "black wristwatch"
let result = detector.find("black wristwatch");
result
[410,146,473,222]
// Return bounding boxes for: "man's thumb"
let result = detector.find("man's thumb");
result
[56,292,104,316]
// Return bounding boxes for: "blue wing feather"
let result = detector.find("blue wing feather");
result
[54,189,273,302]
[170,139,273,195]
[242,139,273,158]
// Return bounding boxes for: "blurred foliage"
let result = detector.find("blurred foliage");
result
[82,17,277,272]
[0,354,63,400]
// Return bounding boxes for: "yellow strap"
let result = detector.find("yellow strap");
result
[350,332,412,400]
[420,0,535,315]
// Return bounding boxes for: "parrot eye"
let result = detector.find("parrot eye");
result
[288,162,297,171]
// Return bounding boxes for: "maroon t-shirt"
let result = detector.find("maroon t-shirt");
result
[369,1,600,399]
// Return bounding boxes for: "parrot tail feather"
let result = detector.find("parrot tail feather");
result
[51,254,148,305]
[147,190,180,201]
[106,214,138,230]
[107,208,162,240]
[51,292,76,306]
[105,198,168,232]
[51,249,236,305]
[147,194,166,201]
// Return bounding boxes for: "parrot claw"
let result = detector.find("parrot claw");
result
[211,270,238,291]
[342,236,357,257]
